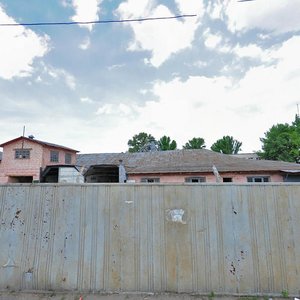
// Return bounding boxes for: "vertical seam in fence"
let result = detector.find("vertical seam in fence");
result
[230,186,239,293]
[77,185,86,291]
[248,186,260,293]
[204,186,211,292]
[262,186,274,292]
[90,186,98,291]
[273,187,288,291]
[161,187,169,290]
[133,186,140,291]
[20,186,31,290]
[191,187,198,292]
[287,186,298,291]
[148,186,154,291]
[216,186,225,293]
[32,186,43,290]
[45,185,58,290]
[103,185,110,290]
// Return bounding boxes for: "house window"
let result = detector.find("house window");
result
[15,149,30,159]
[185,177,206,183]
[65,153,72,164]
[50,150,59,162]
[141,178,160,183]
[247,176,270,183]
[223,177,233,182]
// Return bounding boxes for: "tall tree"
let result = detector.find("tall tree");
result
[127,132,156,153]
[158,135,177,151]
[211,136,242,154]
[183,137,206,149]
[258,119,300,162]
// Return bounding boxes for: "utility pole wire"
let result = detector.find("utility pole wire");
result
[0,14,197,27]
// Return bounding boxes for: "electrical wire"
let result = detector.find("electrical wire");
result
[0,14,197,27]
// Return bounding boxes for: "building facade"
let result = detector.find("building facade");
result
[77,149,300,183]
[1,137,300,184]
[0,136,79,183]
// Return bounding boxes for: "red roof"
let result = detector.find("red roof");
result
[0,136,79,152]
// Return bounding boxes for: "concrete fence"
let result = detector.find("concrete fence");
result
[0,184,300,296]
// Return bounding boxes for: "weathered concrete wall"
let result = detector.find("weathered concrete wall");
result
[0,184,300,296]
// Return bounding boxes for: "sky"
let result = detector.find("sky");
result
[0,0,300,154]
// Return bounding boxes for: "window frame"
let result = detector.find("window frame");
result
[185,176,206,183]
[65,153,72,164]
[50,150,59,163]
[15,149,31,159]
[247,176,270,183]
[223,177,233,183]
[140,178,160,183]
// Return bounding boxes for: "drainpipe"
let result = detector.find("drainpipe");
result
[119,160,127,183]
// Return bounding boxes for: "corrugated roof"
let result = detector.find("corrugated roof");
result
[77,149,300,174]
[0,136,78,152]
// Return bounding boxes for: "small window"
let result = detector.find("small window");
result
[247,176,270,183]
[223,177,232,182]
[185,177,206,183]
[50,150,59,162]
[15,149,30,159]
[141,178,160,183]
[65,153,72,164]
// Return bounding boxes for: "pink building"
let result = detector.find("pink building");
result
[77,149,300,183]
[0,136,79,183]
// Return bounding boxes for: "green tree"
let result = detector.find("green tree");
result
[211,136,242,154]
[183,137,206,149]
[258,119,300,162]
[127,132,156,153]
[158,135,177,151]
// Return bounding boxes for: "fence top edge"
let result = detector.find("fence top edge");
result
[0,183,300,187]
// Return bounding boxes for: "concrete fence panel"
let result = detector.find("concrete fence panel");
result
[0,184,300,296]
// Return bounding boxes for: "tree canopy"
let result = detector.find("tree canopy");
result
[258,116,300,162]
[127,132,156,153]
[211,136,242,154]
[183,137,206,149]
[128,133,178,152]
[158,135,177,151]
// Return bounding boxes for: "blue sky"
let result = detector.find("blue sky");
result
[0,0,300,153]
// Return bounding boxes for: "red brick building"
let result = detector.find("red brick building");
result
[0,136,79,183]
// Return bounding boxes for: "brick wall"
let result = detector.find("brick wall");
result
[128,172,284,183]
[0,139,43,182]
[42,147,76,167]
[0,139,77,183]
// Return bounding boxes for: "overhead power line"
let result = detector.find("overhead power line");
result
[0,14,197,27]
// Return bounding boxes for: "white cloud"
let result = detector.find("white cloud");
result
[193,60,208,68]
[116,0,204,67]
[79,36,91,50]
[71,0,101,31]
[174,0,203,14]
[97,35,299,152]
[107,64,125,71]
[9,34,298,154]
[46,66,76,90]
[225,0,300,34]
[207,1,224,20]
[204,31,223,49]
[232,43,272,62]
[0,6,49,80]
[96,103,137,117]
[202,30,232,54]
[80,97,94,103]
